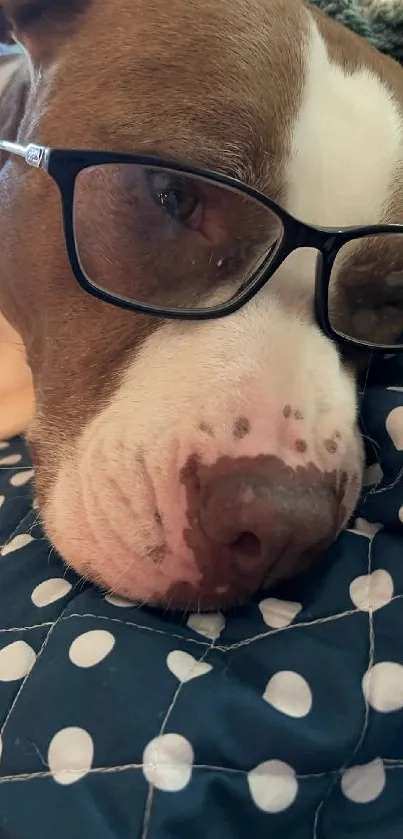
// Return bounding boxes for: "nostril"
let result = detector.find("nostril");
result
[230,531,262,561]
[193,456,341,568]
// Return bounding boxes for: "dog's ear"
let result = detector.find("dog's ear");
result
[0,5,15,43]
[0,1,90,57]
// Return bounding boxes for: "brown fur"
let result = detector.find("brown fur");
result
[309,2,403,99]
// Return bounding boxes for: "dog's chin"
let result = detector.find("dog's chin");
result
[43,532,351,613]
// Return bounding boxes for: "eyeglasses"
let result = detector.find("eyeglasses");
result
[1,140,403,351]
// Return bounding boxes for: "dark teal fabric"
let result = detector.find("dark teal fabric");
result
[0,354,401,838]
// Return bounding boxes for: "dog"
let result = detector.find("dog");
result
[0,0,402,610]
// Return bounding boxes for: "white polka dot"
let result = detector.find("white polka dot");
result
[31,578,72,607]
[69,630,115,668]
[349,570,394,612]
[341,758,386,804]
[1,533,34,556]
[348,518,383,539]
[399,506,403,525]
[0,496,5,509]
[104,594,135,608]
[386,406,403,450]
[143,734,194,791]
[48,727,94,785]
[363,463,383,487]
[167,650,212,683]
[0,442,9,450]
[259,598,302,628]
[263,671,312,718]
[363,662,403,712]
[0,454,22,466]
[187,613,225,640]
[9,469,34,487]
[248,760,298,813]
[0,640,36,681]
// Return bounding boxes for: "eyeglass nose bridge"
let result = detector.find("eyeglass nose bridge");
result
[237,216,339,341]
[231,217,332,315]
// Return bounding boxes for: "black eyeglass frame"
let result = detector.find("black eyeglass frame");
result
[1,139,403,353]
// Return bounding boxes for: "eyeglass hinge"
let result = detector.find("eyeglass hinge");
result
[25,144,45,169]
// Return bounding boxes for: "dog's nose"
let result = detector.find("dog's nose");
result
[196,457,341,588]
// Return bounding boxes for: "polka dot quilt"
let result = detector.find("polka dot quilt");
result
[0,354,402,839]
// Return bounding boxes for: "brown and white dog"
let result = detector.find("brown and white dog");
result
[0,0,402,610]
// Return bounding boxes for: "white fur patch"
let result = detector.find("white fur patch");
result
[286,15,403,228]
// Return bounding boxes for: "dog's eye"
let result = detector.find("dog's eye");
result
[146,172,201,228]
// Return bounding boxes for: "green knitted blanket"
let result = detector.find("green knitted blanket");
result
[310,0,403,60]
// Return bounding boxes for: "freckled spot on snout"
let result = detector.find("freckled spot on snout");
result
[233,417,251,440]
[325,438,338,454]
[333,431,342,441]
[135,449,145,466]
[295,439,308,453]
[155,510,163,526]
[146,545,165,564]
[284,406,304,422]
[199,421,214,437]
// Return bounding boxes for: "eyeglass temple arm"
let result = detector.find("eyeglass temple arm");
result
[0,140,49,170]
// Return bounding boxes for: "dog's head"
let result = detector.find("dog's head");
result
[0,0,402,609]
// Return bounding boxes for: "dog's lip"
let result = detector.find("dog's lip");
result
[147,538,327,613]
[87,465,358,612]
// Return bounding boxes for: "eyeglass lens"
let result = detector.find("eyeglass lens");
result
[73,163,284,311]
[328,233,403,349]
[73,163,403,347]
